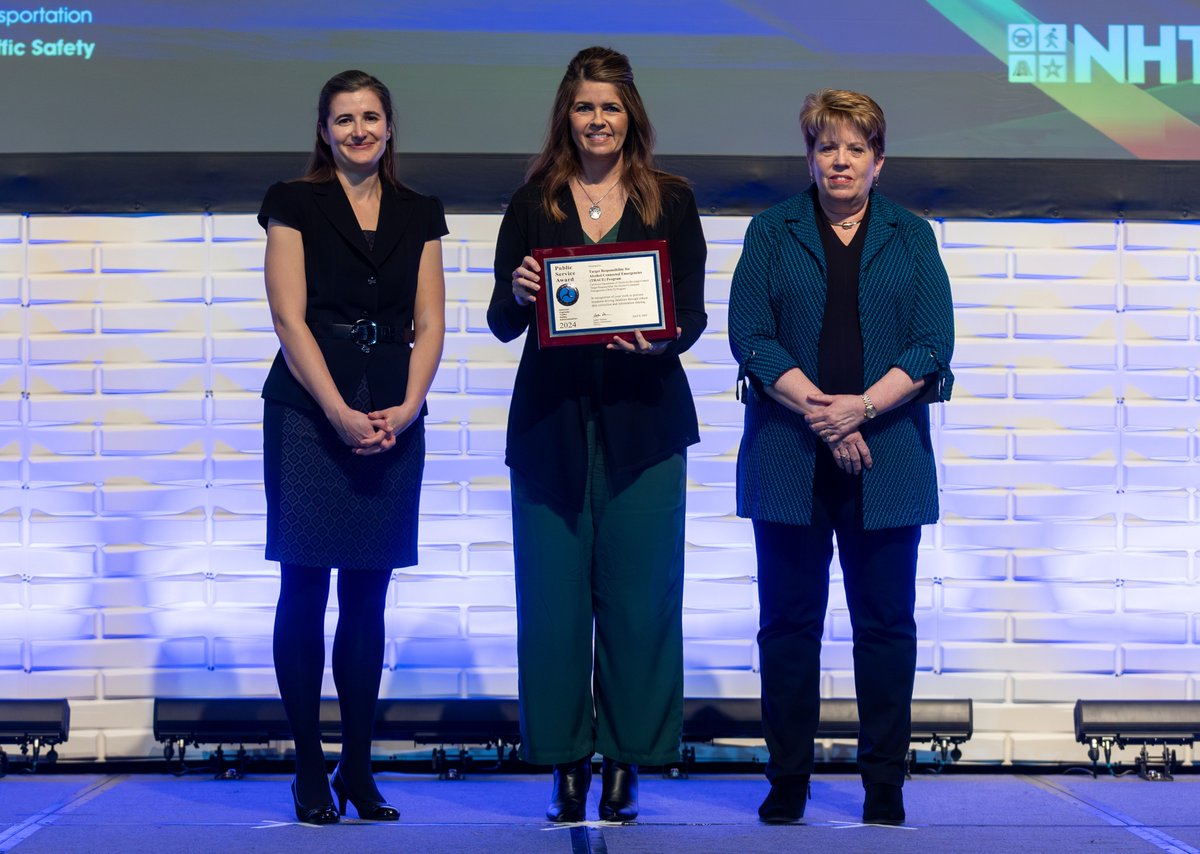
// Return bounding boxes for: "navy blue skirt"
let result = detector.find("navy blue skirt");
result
[262,379,423,570]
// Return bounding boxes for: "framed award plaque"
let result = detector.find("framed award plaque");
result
[531,239,676,348]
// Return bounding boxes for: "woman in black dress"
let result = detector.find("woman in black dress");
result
[258,70,446,824]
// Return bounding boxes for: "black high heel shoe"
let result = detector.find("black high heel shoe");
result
[598,757,638,822]
[331,765,400,821]
[291,777,339,825]
[546,757,592,822]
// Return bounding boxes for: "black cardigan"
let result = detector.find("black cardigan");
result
[257,179,448,412]
[488,180,707,509]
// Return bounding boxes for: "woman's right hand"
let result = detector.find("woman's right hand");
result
[512,256,542,305]
[328,406,390,453]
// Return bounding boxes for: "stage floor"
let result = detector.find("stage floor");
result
[2,772,1198,853]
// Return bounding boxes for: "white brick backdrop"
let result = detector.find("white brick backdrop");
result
[1,212,1198,766]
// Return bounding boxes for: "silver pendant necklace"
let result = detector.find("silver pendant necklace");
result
[577,177,622,220]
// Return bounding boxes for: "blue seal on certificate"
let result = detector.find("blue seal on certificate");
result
[555,284,580,306]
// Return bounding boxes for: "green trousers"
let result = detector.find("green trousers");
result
[510,424,686,766]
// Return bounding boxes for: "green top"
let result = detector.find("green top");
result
[582,222,621,245]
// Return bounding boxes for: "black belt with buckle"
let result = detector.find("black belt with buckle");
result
[309,320,397,346]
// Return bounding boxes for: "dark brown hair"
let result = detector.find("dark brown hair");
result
[799,89,887,158]
[301,69,401,189]
[526,46,686,226]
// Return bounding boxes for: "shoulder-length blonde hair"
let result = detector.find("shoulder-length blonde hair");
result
[526,46,686,226]
[799,89,887,158]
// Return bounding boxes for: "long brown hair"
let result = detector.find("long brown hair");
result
[526,46,686,226]
[301,69,402,189]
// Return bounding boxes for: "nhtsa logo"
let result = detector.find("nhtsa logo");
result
[1008,24,1200,84]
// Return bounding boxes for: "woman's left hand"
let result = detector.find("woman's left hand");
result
[805,393,866,443]
[357,403,420,456]
[607,328,677,355]
[831,431,872,475]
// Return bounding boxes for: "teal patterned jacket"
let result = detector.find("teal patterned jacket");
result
[728,188,954,530]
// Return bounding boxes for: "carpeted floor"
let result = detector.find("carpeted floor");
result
[2,772,1197,853]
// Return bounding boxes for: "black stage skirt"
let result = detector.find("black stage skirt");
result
[263,378,423,570]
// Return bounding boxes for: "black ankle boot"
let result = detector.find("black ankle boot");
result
[598,757,638,822]
[862,782,905,825]
[546,758,592,822]
[758,775,810,823]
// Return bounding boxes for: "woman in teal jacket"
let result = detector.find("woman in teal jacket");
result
[728,89,954,827]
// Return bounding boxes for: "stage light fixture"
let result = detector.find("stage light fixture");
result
[153,697,335,778]
[822,698,973,772]
[0,699,70,776]
[153,697,523,779]
[677,697,972,777]
[373,698,522,779]
[1074,700,1200,780]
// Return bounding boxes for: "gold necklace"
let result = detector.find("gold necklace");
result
[576,177,622,220]
[822,204,866,230]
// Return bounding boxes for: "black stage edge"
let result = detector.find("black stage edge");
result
[2,153,1195,220]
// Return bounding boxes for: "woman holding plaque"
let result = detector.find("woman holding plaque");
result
[488,46,706,823]
[259,70,446,824]
[728,89,954,825]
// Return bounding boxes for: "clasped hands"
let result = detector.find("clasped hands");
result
[512,256,674,354]
[804,392,873,475]
[330,404,418,456]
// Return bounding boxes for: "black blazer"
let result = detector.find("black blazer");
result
[489,180,707,509]
[257,179,447,412]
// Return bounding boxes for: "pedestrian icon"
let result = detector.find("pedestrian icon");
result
[1039,24,1067,52]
